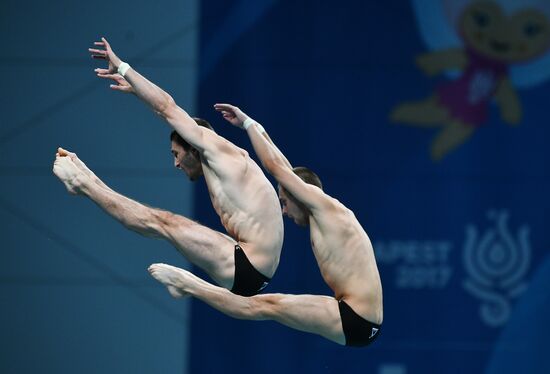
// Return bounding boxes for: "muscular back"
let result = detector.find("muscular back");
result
[200,132,284,275]
[309,198,383,323]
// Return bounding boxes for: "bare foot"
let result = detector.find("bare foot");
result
[53,152,90,194]
[148,263,191,299]
[57,147,109,190]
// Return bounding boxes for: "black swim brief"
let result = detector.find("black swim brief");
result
[338,299,381,347]
[230,244,271,297]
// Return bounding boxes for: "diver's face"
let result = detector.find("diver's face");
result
[460,1,550,62]
[278,186,308,226]
[171,141,202,181]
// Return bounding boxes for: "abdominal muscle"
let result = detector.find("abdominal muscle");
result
[310,213,383,323]
[202,158,284,272]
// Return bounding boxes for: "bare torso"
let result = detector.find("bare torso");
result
[200,135,284,276]
[309,198,383,324]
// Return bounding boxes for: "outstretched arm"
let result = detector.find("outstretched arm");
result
[90,37,213,154]
[415,48,467,76]
[214,103,329,211]
[213,103,291,168]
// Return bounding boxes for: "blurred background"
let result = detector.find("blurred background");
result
[1,0,549,373]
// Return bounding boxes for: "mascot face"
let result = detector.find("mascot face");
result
[459,0,550,62]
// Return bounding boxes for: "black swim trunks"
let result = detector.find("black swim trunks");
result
[338,299,381,347]
[230,244,271,297]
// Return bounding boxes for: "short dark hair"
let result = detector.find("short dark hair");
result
[170,117,215,151]
[293,166,323,190]
[280,167,323,215]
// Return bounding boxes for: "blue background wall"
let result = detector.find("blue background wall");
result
[2,1,549,373]
[192,1,550,374]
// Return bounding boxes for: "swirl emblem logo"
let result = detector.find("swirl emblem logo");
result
[463,210,531,327]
